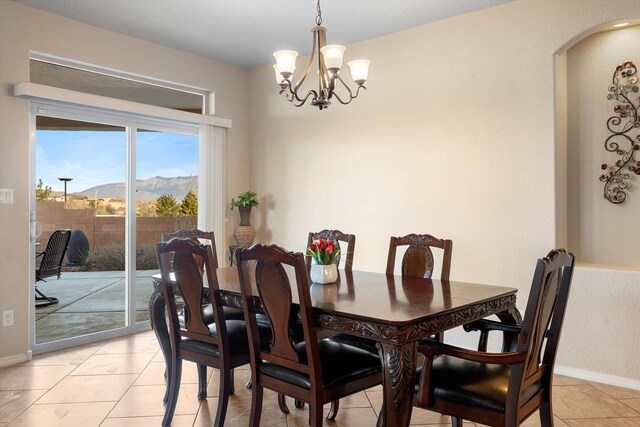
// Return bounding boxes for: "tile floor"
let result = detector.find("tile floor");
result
[1,330,640,426]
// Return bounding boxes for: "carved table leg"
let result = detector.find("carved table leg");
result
[149,286,172,404]
[377,341,417,427]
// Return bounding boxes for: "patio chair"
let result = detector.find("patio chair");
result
[35,229,71,307]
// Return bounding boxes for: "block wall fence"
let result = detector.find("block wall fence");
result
[36,201,196,253]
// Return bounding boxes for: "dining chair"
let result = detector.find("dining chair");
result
[156,238,251,427]
[324,232,453,419]
[286,229,357,415]
[307,229,356,272]
[413,249,575,427]
[235,243,382,427]
[386,233,452,280]
[35,229,71,307]
[391,233,453,337]
[161,229,244,402]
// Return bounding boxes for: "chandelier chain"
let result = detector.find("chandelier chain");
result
[315,0,322,26]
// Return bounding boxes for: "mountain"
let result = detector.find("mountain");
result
[75,176,197,201]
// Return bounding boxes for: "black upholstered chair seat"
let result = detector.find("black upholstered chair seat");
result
[415,356,543,412]
[201,304,245,322]
[330,333,378,353]
[179,320,249,359]
[261,338,381,390]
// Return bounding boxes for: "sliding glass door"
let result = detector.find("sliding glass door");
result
[31,105,199,352]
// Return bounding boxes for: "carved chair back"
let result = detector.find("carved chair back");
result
[156,238,226,346]
[386,233,452,279]
[235,244,321,386]
[307,229,355,272]
[507,249,574,412]
[162,229,218,270]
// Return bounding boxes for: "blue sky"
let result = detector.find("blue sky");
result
[36,129,198,193]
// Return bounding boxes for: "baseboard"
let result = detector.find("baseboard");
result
[555,365,640,391]
[0,351,31,368]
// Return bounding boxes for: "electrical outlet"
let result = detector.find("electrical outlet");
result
[2,310,14,327]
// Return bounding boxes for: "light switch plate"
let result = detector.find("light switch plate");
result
[0,189,14,204]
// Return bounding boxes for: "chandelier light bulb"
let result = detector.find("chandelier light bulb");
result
[320,45,346,70]
[273,50,298,77]
[347,60,371,85]
[273,65,285,84]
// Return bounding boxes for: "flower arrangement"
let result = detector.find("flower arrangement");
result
[307,238,341,265]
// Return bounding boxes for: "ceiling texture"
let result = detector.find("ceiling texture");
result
[15,0,510,69]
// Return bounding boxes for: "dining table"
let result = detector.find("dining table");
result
[149,266,519,427]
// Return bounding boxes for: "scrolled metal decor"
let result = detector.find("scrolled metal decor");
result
[601,60,640,204]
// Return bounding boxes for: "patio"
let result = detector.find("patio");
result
[34,270,157,344]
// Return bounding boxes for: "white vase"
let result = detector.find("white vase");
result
[310,263,338,284]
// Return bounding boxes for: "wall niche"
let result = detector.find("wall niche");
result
[566,24,640,268]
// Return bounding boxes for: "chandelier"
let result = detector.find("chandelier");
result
[272,0,371,110]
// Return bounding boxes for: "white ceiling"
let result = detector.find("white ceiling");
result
[15,0,511,69]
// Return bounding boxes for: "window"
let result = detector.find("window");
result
[30,59,205,113]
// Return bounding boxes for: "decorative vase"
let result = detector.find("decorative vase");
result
[310,263,338,284]
[233,206,256,248]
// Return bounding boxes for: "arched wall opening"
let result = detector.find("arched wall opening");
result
[556,21,640,269]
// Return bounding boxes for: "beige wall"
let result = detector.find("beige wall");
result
[567,25,640,267]
[248,0,640,385]
[0,1,250,363]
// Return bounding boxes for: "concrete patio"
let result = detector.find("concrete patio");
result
[34,270,157,344]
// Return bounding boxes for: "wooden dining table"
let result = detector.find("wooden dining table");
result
[149,266,519,427]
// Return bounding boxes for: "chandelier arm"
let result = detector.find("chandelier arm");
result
[333,85,365,105]
[293,89,320,107]
[332,75,366,105]
[331,91,352,106]
[293,29,318,93]
[280,81,319,107]
[337,74,355,99]
[279,87,296,103]
[281,78,309,104]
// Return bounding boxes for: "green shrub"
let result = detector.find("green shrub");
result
[84,244,158,271]
[135,244,159,271]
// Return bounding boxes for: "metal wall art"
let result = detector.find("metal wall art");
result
[601,60,640,204]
